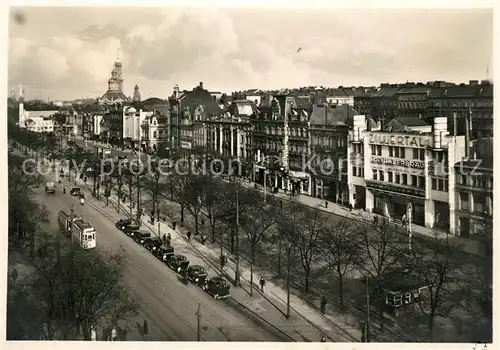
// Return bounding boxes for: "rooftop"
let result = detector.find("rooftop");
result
[309,104,358,126]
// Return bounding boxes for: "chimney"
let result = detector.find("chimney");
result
[465,110,470,158]
[324,104,328,125]
[199,82,204,89]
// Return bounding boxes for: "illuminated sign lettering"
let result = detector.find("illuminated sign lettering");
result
[368,133,431,148]
[371,156,425,169]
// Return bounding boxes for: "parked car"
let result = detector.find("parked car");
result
[123,224,141,236]
[45,181,56,194]
[69,187,81,196]
[153,245,175,262]
[202,277,231,300]
[116,218,140,232]
[143,237,163,252]
[133,231,151,244]
[167,255,190,273]
[187,265,208,285]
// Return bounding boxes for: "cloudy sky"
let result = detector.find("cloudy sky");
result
[8,6,493,101]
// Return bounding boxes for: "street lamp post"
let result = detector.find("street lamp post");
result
[195,301,202,341]
[407,202,413,251]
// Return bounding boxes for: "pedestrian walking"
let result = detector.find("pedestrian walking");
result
[349,203,353,212]
[111,326,118,341]
[259,277,266,292]
[320,295,327,314]
[187,231,192,242]
[151,215,155,225]
[172,221,177,230]
[166,233,171,245]
[325,200,328,208]
[142,320,149,339]
[220,253,226,269]
[201,233,207,245]
[162,233,167,245]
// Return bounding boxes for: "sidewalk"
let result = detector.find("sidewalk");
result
[240,182,486,257]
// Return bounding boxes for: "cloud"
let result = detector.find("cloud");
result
[8,7,493,100]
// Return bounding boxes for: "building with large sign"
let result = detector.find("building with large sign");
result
[347,115,466,233]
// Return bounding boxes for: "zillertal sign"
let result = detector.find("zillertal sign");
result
[369,133,432,148]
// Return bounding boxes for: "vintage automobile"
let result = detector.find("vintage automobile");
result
[201,277,231,300]
[133,231,152,244]
[166,255,190,273]
[187,265,208,286]
[123,223,142,236]
[153,245,175,262]
[45,182,56,194]
[143,237,163,252]
[69,187,81,196]
[116,218,140,232]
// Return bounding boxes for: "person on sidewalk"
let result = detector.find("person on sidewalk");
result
[349,203,353,212]
[63,187,66,194]
[200,233,207,245]
[325,200,328,209]
[259,277,266,292]
[151,214,155,225]
[111,326,118,341]
[142,320,149,339]
[162,233,167,245]
[320,295,327,314]
[402,214,407,229]
[220,253,227,270]
[187,231,192,242]
[166,233,172,246]
[172,221,177,230]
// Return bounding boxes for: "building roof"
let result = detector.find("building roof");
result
[24,110,60,119]
[99,90,129,104]
[309,104,358,126]
[371,87,400,98]
[226,100,257,117]
[393,117,430,127]
[142,97,169,106]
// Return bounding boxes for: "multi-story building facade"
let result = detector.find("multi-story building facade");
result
[325,88,355,106]
[453,137,493,239]
[348,115,466,234]
[428,80,493,139]
[354,84,399,126]
[253,95,311,195]
[168,82,222,158]
[309,104,357,204]
[395,87,430,120]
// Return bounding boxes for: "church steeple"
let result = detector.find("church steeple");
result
[133,84,141,102]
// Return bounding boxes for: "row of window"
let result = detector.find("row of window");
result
[253,125,308,138]
[311,136,347,148]
[456,174,493,189]
[388,146,406,159]
[431,177,449,192]
[372,169,425,188]
[352,166,364,177]
[397,102,427,110]
[458,192,492,215]
[430,100,493,108]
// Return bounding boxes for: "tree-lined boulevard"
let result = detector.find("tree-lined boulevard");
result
[7,124,492,342]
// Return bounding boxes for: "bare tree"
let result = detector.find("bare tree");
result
[274,199,304,318]
[170,173,191,224]
[10,241,140,340]
[291,206,326,294]
[185,174,206,235]
[407,238,463,340]
[319,215,364,308]
[201,175,227,242]
[356,216,406,332]
[240,202,276,295]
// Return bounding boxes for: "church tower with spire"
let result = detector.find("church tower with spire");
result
[133,84,141,102]
[99,48,129,105]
